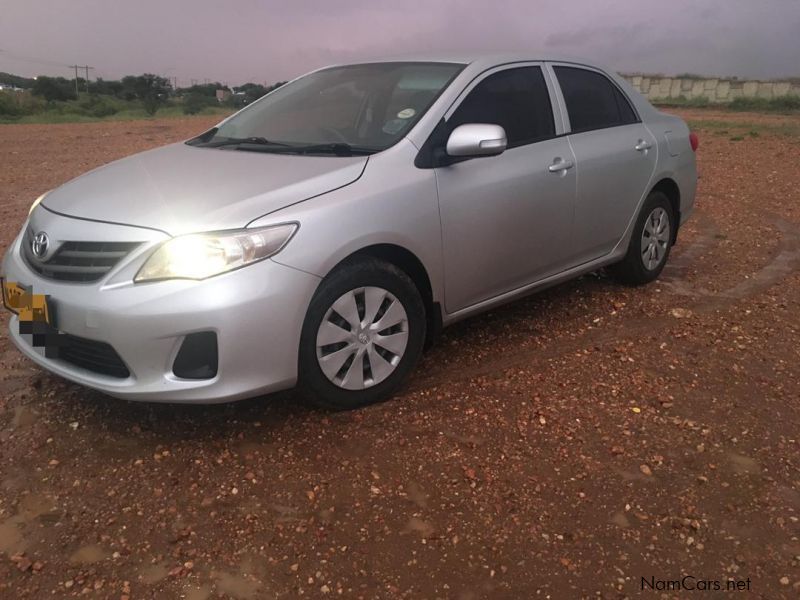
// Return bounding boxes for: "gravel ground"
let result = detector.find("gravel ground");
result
[0,110,799,599]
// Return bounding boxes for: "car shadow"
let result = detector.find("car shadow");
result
[41,270,620,441]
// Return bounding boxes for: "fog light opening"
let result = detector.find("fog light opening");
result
[172,332,218,380]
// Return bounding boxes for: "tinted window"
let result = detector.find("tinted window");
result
[554,66,638,133]
[448,67,555,147]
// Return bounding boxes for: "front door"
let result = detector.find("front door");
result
[435,65,577,313]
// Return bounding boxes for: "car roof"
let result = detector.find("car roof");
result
[336,51,601,70]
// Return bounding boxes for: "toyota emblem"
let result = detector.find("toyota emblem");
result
[32,231,50,259]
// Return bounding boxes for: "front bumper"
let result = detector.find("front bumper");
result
[2,220,321,403]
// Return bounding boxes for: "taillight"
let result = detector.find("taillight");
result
[689,132,699,152]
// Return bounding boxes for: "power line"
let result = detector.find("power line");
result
[0,48,70,69]
[68,64,94,94]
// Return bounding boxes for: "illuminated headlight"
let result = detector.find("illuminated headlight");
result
[29,192,49,215]
[134,223,298,282]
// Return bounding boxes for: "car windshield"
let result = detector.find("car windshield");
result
[192,62,464,155]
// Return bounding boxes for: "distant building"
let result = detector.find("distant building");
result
[0,83,24,92]
[215,89,231,102]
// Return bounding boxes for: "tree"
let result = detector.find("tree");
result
[0,72,35,89]
[31,76,76,102]
[179,83,222,98]
[120,74,170,115]
[182,93,213,115]
[89,77,124,97]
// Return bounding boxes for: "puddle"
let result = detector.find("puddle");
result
[613,468,650,482]
[214,571,262,599]
[0,517,26,553]
[138,561,170,584]
[611,511,631,528]
[728,453,760,474]
[12,405,37,429]
[442,430,485,446]
[405,517,435,537]
[269,504,303,523]
[183,583,212,600]
[405,481,428,508]
[93,434,146,460]
[18,493,56,520]
[69,544,108,565]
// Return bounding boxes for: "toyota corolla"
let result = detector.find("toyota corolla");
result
[1,54,697,409]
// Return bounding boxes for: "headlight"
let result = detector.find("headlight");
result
[134,223,298,282]
[29,192,49,215]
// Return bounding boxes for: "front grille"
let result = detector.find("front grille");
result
[56,333,130,378]
[23,229,140,283]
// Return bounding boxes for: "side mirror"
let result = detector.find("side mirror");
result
[445,123,507,158]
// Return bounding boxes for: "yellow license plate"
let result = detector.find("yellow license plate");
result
[1,278,52,325]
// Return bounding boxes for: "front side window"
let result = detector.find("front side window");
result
[554,66,638,133]
[195,62,464,155]
[448,66,555,148]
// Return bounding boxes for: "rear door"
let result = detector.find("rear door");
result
[434,64,577,313]
[549,64,657,264]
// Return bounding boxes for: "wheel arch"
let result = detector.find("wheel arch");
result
[326,243,442,347]
[649,177,681,243]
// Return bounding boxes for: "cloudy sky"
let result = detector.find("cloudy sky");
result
[1,0,798,85]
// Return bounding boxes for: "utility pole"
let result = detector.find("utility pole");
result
[69,65,80,95]
[83,65,94,92]
[68,64,94,94]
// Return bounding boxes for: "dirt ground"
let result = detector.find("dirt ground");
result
[0,109,799,599]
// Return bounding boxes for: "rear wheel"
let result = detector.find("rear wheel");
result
[609,190,674,285]
[299,259,426,410]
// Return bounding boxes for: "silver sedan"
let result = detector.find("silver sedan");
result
[1,54,697,408]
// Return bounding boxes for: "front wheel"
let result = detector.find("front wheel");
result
[298,259,426,410]
[609,191,675,285]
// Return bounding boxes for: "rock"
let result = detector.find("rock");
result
[11,554,33,572]
[640,464,653,476]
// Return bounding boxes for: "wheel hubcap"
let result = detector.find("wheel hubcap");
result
[316,286,409,390]
[641,207,670,270]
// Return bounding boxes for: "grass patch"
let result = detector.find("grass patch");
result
[686,118,800,139]
[652,96,712,108]
[655,95,800,114]
[728,96,800,113]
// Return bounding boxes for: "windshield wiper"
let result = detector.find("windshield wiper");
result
[199,136,295,149]
[194,137,376,156]
[279,143,376,156]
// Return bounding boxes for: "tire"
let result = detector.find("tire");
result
[609,191,675,285]
[298,258,426,410]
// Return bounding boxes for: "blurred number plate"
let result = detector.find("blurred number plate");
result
[1,278,52,325]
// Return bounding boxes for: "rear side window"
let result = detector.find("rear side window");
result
[448,66,555,148]
[554,66,638,133]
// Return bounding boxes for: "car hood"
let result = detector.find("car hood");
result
[41,142,368,236]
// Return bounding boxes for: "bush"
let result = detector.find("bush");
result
[76,95,120,117]
[0,92,23,117]
[32,76,77,102]
[142,94,161,116]
[182,93,214,115]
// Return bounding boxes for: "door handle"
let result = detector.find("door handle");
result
[635,140,652,152]
[548,158,574,173]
